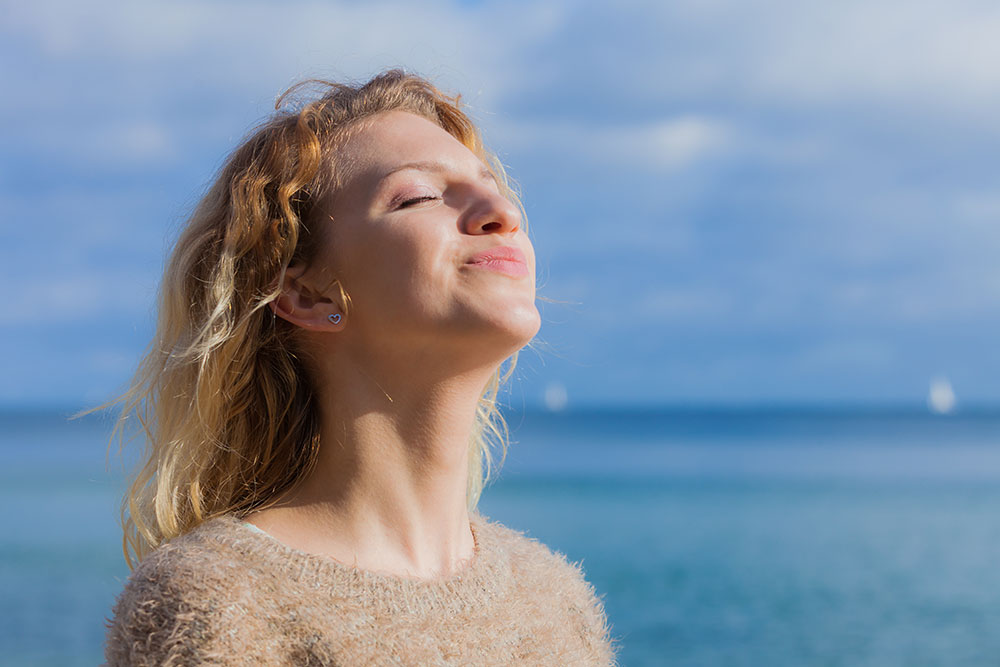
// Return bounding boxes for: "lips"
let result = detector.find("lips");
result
[465,245,529,278]
[466,246,527,266]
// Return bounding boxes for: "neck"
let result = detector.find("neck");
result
[255,344,499,580]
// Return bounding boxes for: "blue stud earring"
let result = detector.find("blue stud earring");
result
[328,313,341,325]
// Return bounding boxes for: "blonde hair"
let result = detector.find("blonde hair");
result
[100,70,526,569]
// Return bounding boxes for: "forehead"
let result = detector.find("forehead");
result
[332,111,488,191]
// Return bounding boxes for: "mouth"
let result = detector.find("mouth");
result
[465,245,530,278]
[465,257,530,278]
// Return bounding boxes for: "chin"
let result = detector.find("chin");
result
[435,308,538,367]
[444,295,540,344]
[497,304,542,346]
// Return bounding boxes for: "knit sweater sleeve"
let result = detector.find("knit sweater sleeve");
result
[102,544,248,666]
[505,527,620,665]
[564,559,620,666]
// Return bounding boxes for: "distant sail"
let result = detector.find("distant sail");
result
[544,382,569,412]
[928,377,957,414]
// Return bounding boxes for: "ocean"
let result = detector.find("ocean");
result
[3,407,1000,666]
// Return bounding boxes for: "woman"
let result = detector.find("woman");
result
[102,70,617,665]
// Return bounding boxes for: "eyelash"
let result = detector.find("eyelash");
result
[397,195,439,209]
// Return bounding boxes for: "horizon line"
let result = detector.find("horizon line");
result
[4,400,1000,418]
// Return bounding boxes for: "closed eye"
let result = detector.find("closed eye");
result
[397,195,439,209]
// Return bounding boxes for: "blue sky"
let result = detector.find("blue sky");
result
[2,0,999,409]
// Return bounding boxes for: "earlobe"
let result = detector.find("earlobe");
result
[270,265,344,331]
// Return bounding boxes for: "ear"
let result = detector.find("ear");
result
[269,264,345,331]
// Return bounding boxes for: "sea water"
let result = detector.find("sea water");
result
[3,408,1000,666]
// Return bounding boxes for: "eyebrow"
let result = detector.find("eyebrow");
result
[378,160,497,186]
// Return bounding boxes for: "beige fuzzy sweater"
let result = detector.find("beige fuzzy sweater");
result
[103,512,618,665]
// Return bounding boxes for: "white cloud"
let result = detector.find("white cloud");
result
[6,0,999,174]
[745,2,1000,110]
[592,117,732,169]
[641,118,731,167]
[791,339,897,372]
[587,1,1000,121]
[492,115,732,170]
[112,121,175,163]
[46,120,178,167]
[955,192,1000,226]
[7,0,1000,126]
[635,286,734,323]
[2,0,554,112]
[0,273,154,326]
[4,0,1000,403]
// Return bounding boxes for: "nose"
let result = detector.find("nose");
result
[463,189,522,236]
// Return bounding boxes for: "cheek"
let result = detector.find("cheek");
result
[395,232,454,294]
[344,226,448,305]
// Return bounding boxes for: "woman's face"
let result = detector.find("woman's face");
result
[306,110,540,357]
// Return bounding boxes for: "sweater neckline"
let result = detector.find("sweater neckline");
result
[233,511,484,583]
[199,511,512,614]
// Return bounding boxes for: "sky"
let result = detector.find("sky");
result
[2,0,999,410]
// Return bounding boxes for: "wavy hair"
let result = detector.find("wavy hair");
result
[98,70,527,569]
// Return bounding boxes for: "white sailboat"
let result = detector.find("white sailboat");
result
[928,377,957,415]
[544,382,569,412]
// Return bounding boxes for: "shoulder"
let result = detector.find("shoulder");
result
[103,518,259,666]
[112,517,255,609]
[481,516,598,598]
[478,516,620,665]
